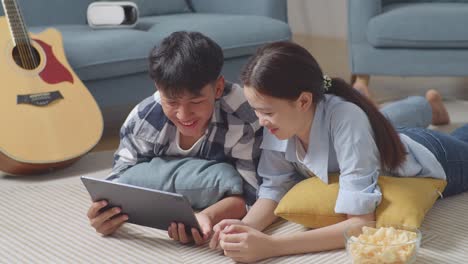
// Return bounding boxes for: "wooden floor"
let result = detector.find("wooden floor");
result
[92,134,119,152]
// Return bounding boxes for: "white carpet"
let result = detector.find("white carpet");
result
[1,151,468,263]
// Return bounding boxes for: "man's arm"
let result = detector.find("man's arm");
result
[169,195,247,245]
[107,108,155,181]
[201,195,247,225]
[88,107,156,236]
[231,122,263,190]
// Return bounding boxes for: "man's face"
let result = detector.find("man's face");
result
[159,78,224,140]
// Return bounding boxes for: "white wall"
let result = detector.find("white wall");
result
[288,0,348,39]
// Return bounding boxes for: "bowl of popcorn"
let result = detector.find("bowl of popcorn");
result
[344,221,421,264]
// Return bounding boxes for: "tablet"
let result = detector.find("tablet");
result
[81,176,201,232]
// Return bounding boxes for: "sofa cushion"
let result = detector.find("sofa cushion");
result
[382,0,468,5]
[367,3,468,48]
[383,0,468,6]
[127,0,191,16]
[137,13,291,59]
[0,0,191,25]
[0,0,94,26]
[29,13,290,82]
[31,25,156,81]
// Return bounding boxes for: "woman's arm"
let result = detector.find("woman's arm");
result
[210,147,297,248]
[244,148,298,230]
[219,213,375,263]
[242,198,279,231]
[206,147,297,234]
[271,213,375,256]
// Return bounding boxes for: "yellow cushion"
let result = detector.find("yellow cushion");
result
[274,174,447,228]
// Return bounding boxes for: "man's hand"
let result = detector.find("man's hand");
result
[168,212,213,245]
[87,200,128,236]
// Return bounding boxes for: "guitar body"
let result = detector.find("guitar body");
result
[0,17,103,175]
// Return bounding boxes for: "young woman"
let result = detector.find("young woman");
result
[209,41,468,263]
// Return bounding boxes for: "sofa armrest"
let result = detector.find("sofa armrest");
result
[189,0,288,22]
[348,0,383,44]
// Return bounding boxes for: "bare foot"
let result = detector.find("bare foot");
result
[426,89,450,125]
[352,80,380,108]
[353,80,371,98]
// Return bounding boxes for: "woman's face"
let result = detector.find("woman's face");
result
[243,86,312,140]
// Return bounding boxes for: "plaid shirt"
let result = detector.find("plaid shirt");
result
[108,83,263,193]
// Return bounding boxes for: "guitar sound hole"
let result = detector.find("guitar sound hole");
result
[12,45,41,70]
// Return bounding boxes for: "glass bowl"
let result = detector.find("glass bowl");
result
[344,221,421,264]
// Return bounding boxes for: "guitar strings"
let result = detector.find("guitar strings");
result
[15,0,37,68]
[3,0,27,69]
[6,0,31,69]
[5,0,35,69]
[13,0,35,69]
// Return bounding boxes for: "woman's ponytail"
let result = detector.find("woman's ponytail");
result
[326,78,406,170]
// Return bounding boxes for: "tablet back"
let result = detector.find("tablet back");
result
[81,176,200,231]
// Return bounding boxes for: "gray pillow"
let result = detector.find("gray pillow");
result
[116,157,243,209]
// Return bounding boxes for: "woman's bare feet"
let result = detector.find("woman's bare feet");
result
[426,89,450,125]
[353,80,381,109]
[353,79,371,99]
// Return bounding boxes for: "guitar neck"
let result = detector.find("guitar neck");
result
[1,0,32,45]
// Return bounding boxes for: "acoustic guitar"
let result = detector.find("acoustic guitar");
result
[0,0,103,175]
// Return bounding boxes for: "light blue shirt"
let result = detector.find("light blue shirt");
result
[257,95,446,215]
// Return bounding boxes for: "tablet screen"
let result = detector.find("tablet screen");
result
[81,176,201,233]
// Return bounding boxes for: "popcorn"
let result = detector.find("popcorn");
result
[347,226,418,264]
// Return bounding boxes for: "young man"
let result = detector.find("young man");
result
[87,31,262,245]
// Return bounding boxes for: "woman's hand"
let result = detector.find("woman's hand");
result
[219,224,276,263]
[168,212,212,245]
[209,219,248,249]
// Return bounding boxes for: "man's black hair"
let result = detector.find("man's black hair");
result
[148,31,224,97]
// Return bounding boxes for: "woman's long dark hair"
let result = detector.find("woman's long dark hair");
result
[241,41,405,170]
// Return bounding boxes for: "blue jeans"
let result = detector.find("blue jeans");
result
[380,96,432,129]
[398,125,468,197]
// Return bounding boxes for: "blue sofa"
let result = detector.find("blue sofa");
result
[348,0,468,84]
[1,0,291,134]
